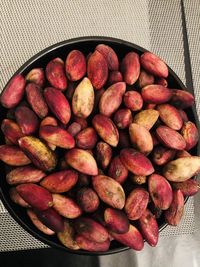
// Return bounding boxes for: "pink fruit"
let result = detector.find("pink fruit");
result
[65,148,98,176]
[40,170,78,193]
[141,85,172,104]
[110,224,144,251]
[108,156,128,184]
[75,127,98,149]
[95,141,112,170]
[15,106,39,135]
[9,187,30,208]
[67,122,81,137]
[164,190,184,226]
[77,187,99,213]
[140,52,168,78]
[171,89,194,109]
[87,50,108,89]
[92,175,125,209]
[40,116,58,150]
[171,179,200,196]
[76,235,110,252]
[16,183,53,210]
[72,77,94,118]
[44,87,71,124]
[152,146,176,166]
[148,174,173,210]
[25,83,48,118]
[125,188,149,220]
[0,145,31,166]
[181,121,199,150]
[1,74,25,108]
[108,71,123,85]
[52,194,81,219]
[156,126,186,150]
[25,68,45,87]
[133,109,159,130]
[113,108,132,129]
[121,52,140,85]
[57,220,80,250]
[123,91,143,111]
[75,217,109,243]
[163,156,200,182]
[138,209,159,247]
[1,119,24,145]
[120,148,154,176]
[6,165,45,185]
[46,58,67,91]
[35,208,64,232]
[65,50,86,81]
[104,208,129,234]
[155,77,168,87]
[92,114,119,147]
[157,104,183,130]
[39,125,75,149]
[99,82,126,117]
[73,116,88,130]
[27,209,55,235]
[138,69,154,88]
[18,136,57,172]
[96,44,119,71]
[129,123,153,154]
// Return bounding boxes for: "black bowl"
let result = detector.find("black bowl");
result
[0,36,199,255]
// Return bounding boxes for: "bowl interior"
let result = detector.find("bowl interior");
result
[0,36,199,255]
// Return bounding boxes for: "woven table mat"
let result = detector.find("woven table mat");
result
[0,0,199,252]
[184,0,200,231]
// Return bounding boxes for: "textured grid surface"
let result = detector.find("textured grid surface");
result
[184,0,200,107]
[0,0,151,91]
[149,0,185,83]
[184,0,200,231]
[0,213,48,251]
[0,0,199,252]
[101,3,200,265]
[148,0,196,237]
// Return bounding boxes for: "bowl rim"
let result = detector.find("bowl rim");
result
[0,36,199,256]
